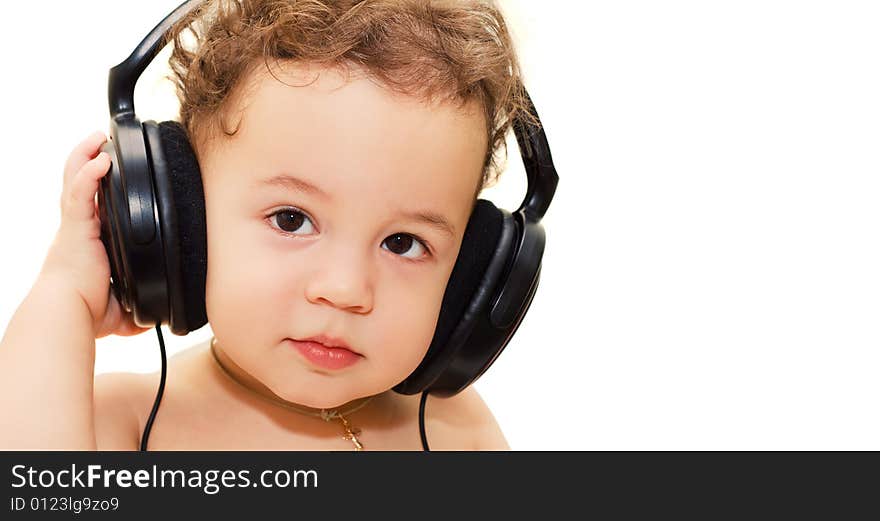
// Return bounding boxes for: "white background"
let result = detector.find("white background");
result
[0,1,878,450]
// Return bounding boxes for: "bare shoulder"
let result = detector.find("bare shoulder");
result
[93,342,209,451]
[93,372,144,451]
[420,386,510,451]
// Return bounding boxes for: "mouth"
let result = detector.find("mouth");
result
[287,336,363,371]
[293,334,361,355]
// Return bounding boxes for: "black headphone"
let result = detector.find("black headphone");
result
[98,0,558,450]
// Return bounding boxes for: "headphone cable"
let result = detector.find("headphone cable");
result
[139,324,167,451]
[419,389,431,451]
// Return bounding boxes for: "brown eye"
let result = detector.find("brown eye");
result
[382,233,428,260]
[269,209,314,235]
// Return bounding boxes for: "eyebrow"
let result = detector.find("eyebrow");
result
[260,174,331,200]
[258,174,456,237]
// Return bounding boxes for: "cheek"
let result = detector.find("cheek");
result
[204,223,289,328]
[374,278,448,372]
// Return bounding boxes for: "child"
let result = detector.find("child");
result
[0,0,540,450]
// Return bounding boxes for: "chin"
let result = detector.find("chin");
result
[270,382,354,410]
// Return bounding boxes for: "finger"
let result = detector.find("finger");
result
[63,131,108,193]
[95,288,122,339]
[64,152,111,223]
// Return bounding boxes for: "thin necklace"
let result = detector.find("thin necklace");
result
[210,336,373,450]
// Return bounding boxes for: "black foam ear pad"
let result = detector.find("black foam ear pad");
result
[156,120,208,333]
[394,198,505,393]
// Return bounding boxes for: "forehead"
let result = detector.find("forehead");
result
[207,62,487,222]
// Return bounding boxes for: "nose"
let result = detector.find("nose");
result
[304,246,374,314]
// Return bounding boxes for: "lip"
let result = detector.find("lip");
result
[288,337,363,371]
[296,334,358,353]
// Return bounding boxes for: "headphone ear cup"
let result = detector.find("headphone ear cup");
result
[144,120,208,334]
[393,199,510,395]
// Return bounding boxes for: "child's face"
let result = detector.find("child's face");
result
[199,62,487,408]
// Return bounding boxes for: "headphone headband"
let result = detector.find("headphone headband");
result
[108,0,201,119]
[516,90,559,219]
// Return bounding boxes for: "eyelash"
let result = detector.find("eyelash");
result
[265,207,433,263]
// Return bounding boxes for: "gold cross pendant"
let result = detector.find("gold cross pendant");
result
[338,416,364,451]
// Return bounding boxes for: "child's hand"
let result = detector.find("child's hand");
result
[39,131,153,339]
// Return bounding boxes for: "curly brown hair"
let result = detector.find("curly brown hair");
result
[164,0,540,196]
